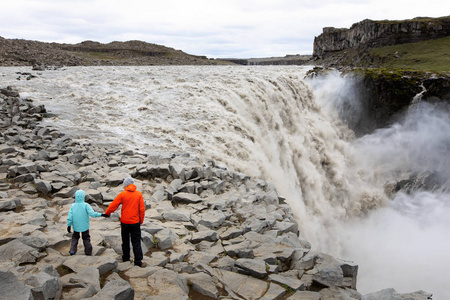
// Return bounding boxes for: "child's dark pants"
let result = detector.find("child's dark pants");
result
[70,229,93,255]
[121,222,143,265]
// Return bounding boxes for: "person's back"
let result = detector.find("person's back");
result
[67,190,104,255]
[108,183,145,224]
[105,177,146,266]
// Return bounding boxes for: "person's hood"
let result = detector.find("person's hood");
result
[123,177,134,188]
[75,190,86,203]
[125,184,137,192]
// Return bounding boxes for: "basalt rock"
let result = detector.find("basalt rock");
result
[313,16,450,59]
[307,67,450,136]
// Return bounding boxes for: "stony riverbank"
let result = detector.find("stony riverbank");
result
[0,87,432,300]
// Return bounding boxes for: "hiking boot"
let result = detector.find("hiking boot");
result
[69,252,75,256]
[135,261,147,268]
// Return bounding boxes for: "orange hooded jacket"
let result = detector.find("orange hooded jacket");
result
[105,184,145,225]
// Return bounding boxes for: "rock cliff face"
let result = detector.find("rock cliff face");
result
[307,67,450,137]
[313,16,450,58]
[222,55,313,66]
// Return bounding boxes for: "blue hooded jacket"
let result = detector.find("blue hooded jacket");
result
[67,190,101,232]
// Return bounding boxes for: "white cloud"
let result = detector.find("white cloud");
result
[0,0,449,58]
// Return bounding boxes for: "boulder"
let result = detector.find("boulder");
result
[148,251,168,267]
[268,273,305,291]
[53,186,79,198]
[162,209,191,222]
[12,173,36,183]
[219,226,244,240]
[260,282,287,300]
[172,192,202,204]
[0,239,43,264]
[196,210,226,229]
[223,240,254,259]
[35,179,52,195]
[154,228,179,250]
[27,212,47,227]
[147,269,189,297]
[0,198,21,211]
[253,243,295,266]
[187,251,217,265]
[184,272,219,299]
[273,220,298,234]
[190,230,218,244]
[0,269,33,300]
[68,266,101,292]
[235,258,268,279]
[141,231,155,250]
[63,256,118,275]
[89,278,134,300]
[25,270,62,300]
[147,164,172,179]
[102,171,129,186]
[211,268,268,300]
[339,259,359,289]
[362,288,432,300]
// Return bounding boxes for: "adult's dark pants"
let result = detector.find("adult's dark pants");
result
[70,229,93,255]
[121,222,143,265]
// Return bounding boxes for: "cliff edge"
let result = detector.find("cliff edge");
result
[313,16,450,59]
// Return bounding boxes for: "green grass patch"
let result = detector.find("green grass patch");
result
[369,36,450,73]
[375,16,450,25]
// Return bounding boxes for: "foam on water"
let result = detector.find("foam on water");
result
[308,70,450,299]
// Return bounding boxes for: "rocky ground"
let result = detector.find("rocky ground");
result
[0,36,314,67]
[0,37,231,67]
[0,86,433,300]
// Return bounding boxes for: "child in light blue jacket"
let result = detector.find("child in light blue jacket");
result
[67,190,107,255]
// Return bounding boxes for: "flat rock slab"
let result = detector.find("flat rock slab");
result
[63,256,118,275]
[212,269,268,300]
[172,192,202,204]
[184,272,220,299]
[147,269,189,297]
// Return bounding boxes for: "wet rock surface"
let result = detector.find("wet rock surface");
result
[0,87,432,299]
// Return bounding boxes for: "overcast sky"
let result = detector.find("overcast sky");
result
[1,0,448,58]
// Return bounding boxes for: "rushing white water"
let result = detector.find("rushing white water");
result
[1,66,448,298]
[308,71,450,299]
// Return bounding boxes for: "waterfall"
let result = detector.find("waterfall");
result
[411,83,427,106]
[1,65,448,298]
[0,66,385,243]
[308,70,450,298]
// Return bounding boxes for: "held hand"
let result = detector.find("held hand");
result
[67,226,71,233]
[101,214,110,218]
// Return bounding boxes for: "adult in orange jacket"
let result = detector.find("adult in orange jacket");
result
[105,177,146,267]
